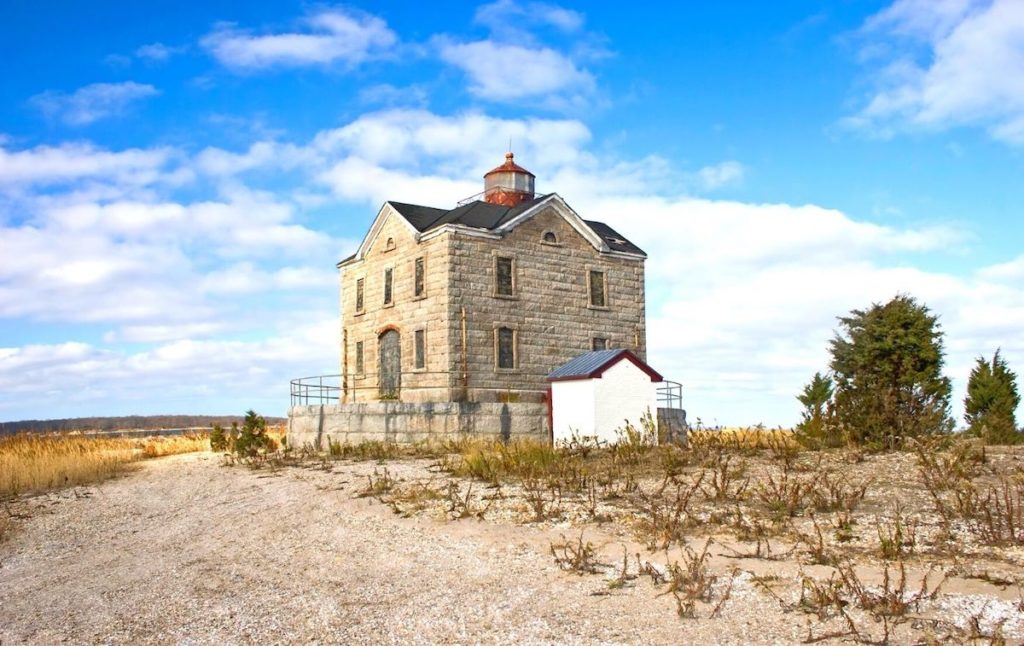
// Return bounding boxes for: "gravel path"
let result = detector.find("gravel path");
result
[0,453,890,644]
[32,450,1024,646]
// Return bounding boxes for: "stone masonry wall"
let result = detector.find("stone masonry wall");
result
[288,402,549,447]
[340,208,454,403]
[447,205,646,401]
[338,202,646,406]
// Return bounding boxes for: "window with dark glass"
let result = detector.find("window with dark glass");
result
[497,327,515,369]
[589,270,606,307]
[592,337,608,351]
[414,329,425,369]
[414,257,425,297]
[495,256,514,296]
[355,278,364,312]
[355,341,364,374]
[543,231,557,243]
[383,268,393,305]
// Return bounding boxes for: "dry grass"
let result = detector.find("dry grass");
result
[0,432,210,499]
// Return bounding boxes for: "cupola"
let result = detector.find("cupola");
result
[483,152,535,207]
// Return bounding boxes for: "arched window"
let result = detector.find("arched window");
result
[542,231,557,244]
[385,237,396,251]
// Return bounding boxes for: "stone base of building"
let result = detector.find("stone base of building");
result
[287,401,549,448]
[657,408,688,446]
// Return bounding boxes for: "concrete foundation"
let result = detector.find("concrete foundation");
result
[288,401,549,448]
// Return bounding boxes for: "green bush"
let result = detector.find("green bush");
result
[232,410,276,458]
[794,372,842,448]
[830,295,953,449]
[209,424,229,452]
[965,350,1021,444]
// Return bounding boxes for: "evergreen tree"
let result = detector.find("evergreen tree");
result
[233,410,274,457]
[795,372,840,447]
[965,350,1021,444]
[830,295,953,448]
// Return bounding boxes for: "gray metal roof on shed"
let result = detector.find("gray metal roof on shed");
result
[546,349,663,382]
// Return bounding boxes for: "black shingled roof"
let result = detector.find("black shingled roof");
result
[386,195,645,256]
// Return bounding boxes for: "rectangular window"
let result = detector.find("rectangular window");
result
[355,341,364,374]
[592,337,608,351]
[414,329,426,369]
[383,268,393,305]
[355,278,364,313]
[589,270,606,307]
[414,257,425,297]
[497,327,515,369]
[495,256,514,296]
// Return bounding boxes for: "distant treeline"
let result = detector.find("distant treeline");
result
[0,415,287,436]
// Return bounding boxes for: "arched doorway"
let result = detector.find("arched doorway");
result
[378,329,401,399]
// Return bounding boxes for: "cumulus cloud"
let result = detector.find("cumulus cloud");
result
[846,0,1024,144]
[30,82,159,126]
[474,0,585,34]
[135,42,187,62]
[435,1,600,108]
[0,318,339,417]
[0,141,174,187]
[695,161,745,191]
[201,8,396,70]
[438,40,595,103]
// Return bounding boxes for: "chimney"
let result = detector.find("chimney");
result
[483,152,535,207]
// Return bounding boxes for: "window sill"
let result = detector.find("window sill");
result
[540,241,563,247]
[353,310,365,317]
[587,304,611,311]
[411,294,427,302]
[492,294,519,301]
[494,367,521,373]
[382,302,395,309]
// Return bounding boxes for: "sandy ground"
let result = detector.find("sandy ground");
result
[0,451,1021,644]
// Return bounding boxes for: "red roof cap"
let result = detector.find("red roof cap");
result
[483,151,535,178]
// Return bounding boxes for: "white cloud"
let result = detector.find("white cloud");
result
[135,42,187,62]
[977,254,1024,281]
[475,0,585,33]
[195,141,314,176]
[0,319,338,418]
[0,141,173,187]
[848,0,1024,144]
[201,8,396,70]
[30,82,159,126]
[696,161,745,191]
[438,39,595,104]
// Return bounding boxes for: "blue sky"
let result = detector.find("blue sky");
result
[1,0,1022,425]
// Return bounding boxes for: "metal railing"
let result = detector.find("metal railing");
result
[657,380,683,410]
[290,371,550,406]
[290,374,345,406]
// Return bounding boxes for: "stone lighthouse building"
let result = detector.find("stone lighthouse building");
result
[288,153,648,445]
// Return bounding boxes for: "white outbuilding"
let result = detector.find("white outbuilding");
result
[546,349,663,445]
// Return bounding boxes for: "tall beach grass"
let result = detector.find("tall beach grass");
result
[0,432,210,498]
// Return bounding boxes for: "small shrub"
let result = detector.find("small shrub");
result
[356,467,396,498]
[550,532,603,574]
[660,538,723,618]
[210,424,229,452]
[232,410,276,459]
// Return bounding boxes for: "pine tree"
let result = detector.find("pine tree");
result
[795,372,839,447]
[830,295,953,448]
[965,350,1021,444]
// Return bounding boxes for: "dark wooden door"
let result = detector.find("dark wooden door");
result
[378,330,401,399]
